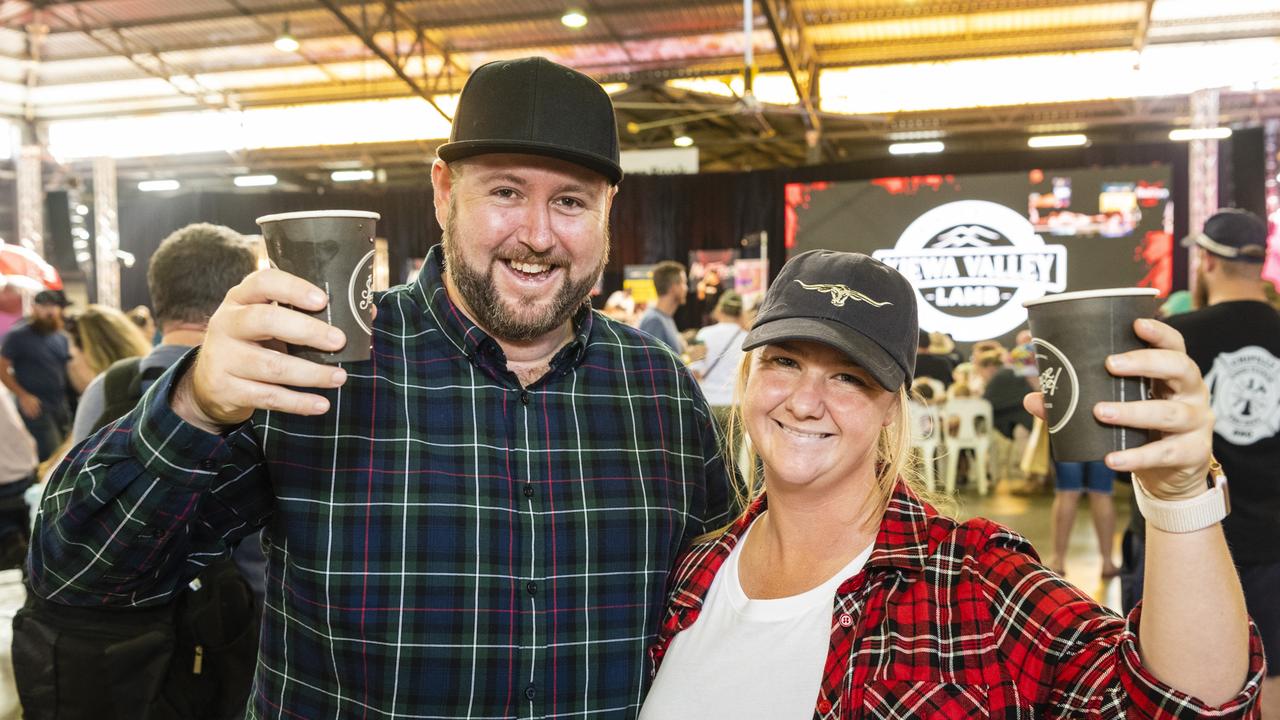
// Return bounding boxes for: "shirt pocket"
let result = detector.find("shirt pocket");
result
[855,680,990,719]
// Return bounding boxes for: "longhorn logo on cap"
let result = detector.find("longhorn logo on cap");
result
[795,281,893,308]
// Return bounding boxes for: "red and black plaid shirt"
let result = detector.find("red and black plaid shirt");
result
[650,481,1265,718]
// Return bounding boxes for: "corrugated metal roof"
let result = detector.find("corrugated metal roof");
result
[3,0,1277,173]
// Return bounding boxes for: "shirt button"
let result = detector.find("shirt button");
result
[526,581,538,596]
[524,683,536,701]
[817,699,832,714]
[198,459,215,470]
[519,390,531,405]
[838,613,853,628]
[523,484,535,498]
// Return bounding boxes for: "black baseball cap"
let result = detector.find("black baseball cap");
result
[33,289,68,307]
[743,250,919,391]
[436,57,623,185]
[1181,208,1268,263]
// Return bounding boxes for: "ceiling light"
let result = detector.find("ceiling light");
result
[1168,127,1232,141]
[74,204,89,215]
[887,130,944,141]
[888,141,945,155]
[331,169,375,182]
[274,21,300,52]
[1028,133,1089,148]
[673,135,694,148]
[138,179,180,192]
[561,8,588,28]
[234,174,278,187]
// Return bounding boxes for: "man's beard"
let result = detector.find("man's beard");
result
[30,314,61,335]
[1193,264,1209,310]
[442,209,609,343]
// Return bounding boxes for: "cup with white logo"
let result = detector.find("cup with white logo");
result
[256,210,380,364]
[1022,288,1160,462]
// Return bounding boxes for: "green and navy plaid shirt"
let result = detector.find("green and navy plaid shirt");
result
[30,245,731,719]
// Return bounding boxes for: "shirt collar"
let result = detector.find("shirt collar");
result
[666,479,935,612]
[413,244,595,377]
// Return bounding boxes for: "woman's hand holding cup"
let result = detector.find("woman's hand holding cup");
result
[1025,318,1214,501]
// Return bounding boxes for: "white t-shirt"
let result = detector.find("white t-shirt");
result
[639,519,872,719]
[688,322,746,407]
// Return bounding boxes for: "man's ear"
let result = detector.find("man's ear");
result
[431,159,453,230]
[601,183,618,218]
[1199,248,1218,274]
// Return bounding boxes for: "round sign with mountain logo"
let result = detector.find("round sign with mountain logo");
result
[873,200,1067,341]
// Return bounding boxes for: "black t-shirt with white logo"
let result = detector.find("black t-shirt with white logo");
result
[1168,301,1280,565]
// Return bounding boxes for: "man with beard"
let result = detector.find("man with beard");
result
[30,57,730,719]
[0,290,72,460]
[1120,208,1280,719]
[1169,208,1280,720]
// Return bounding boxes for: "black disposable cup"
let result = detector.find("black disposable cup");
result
[1022,288,1160,462]
[255,210,379,364]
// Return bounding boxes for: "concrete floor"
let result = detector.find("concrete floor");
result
[950,480,1132,613]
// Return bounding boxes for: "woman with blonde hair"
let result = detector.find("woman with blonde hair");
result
[641,250,1262,718]
[77,304,153,374]
[50,304,153,481]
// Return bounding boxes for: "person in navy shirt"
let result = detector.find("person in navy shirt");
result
[0,290,72,460]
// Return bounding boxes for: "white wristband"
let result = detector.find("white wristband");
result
[1132,470,1229,534]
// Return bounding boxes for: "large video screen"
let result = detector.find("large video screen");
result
[785,166,1173,345]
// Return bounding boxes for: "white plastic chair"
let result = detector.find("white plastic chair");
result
[941,397,994,495]
[907,399,942,492]
[0,568,24,720]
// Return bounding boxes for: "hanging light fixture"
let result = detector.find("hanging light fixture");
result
[1027,133,1089,149]
[138,179,180,192]
[561,8,588,29]
[274,21,300,52]
[234,174,278,187]
[888,141,945,155]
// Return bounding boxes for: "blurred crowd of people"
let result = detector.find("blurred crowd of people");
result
[0,292,152,567]
[0,223,263,576]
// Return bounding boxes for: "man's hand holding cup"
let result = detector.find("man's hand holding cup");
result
[172,209,380,434]
[173,268,351,433]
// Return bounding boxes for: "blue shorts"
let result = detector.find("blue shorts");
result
[1053,460,1114,493]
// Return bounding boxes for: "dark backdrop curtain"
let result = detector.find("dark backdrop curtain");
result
[118,187,437,311]
[116,140,1240,317]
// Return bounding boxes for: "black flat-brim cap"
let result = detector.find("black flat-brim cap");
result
[437,57,623,185]
[741,250,919,392]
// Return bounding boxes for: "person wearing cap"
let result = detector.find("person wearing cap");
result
[642,250,1263,718]
[1163,208,1279,717]
[0,289,73,460]
[30,56,729,718]
[688,289,747,432]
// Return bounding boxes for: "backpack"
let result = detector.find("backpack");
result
[13,356,261,720]
[92,356,166,435]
